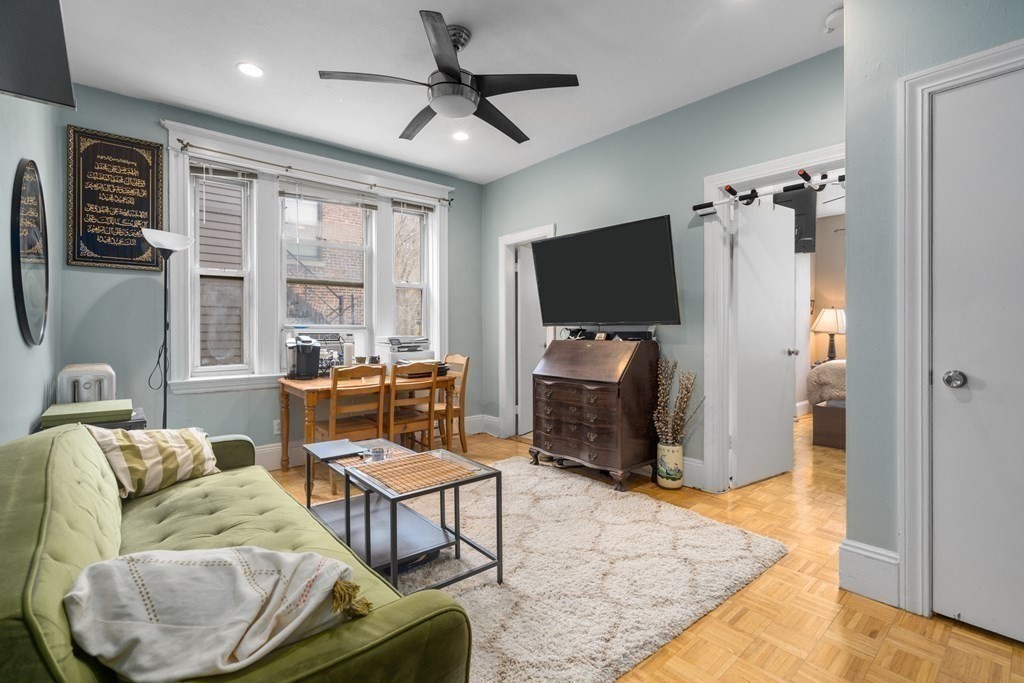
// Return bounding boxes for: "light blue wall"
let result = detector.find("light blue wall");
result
[844,1,1024,551]
[479,49,845,460]
[0,93,64,441]
[59,86,482,446]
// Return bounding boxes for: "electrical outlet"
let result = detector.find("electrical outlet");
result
[273,419,281,436]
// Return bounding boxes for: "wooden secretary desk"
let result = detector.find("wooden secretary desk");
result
[528,339,659,491]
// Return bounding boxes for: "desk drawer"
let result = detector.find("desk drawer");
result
[534,400,617,426]
[533,433,620,468]
[534,379,617,408]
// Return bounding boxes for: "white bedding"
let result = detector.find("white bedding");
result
[807,359,846,405]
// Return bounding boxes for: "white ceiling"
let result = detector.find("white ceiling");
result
[62,1,842,184]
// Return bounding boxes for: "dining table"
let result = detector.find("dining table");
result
[278,372,456,471]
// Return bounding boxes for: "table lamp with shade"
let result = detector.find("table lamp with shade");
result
[812,306,846,361]
[141,229,194,428]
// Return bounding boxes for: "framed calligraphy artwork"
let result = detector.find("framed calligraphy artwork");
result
[66,126,164,270]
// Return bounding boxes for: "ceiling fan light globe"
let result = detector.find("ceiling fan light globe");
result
[428,82,480,118]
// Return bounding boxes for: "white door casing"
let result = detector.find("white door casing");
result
[703,144,846,493]
[515,244,546,435]
[898,37,1024,617]
[497,224,555,438]
[929,66,1024,640]
[730,198,796,488]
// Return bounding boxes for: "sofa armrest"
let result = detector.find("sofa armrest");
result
[209,435,256,470]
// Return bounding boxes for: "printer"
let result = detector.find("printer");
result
[376,336,435,365]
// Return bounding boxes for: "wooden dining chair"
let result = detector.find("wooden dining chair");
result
[313,364,386,494]
[435,354,470,452]
[383,361,438,450]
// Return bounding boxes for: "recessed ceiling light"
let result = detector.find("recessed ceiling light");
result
[452,131,469,141]
[237,62,264,78]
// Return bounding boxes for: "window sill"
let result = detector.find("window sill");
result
[169,373,284,395]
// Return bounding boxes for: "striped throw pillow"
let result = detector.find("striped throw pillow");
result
[86,426,220,499]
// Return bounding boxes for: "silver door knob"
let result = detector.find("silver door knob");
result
[942,370,967,388]
[787,348,800,356]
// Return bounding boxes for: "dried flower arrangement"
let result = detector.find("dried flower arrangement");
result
[653,359,704,445]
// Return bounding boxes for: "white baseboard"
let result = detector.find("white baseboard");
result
[465,414,501,437]
[795,400,811,417]
[682,456,705,490]
[839,538,900,607]
[254,443,303,471]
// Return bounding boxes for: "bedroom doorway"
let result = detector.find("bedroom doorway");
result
[701,144,846,492]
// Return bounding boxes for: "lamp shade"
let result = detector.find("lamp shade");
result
[141,228,193,254]
[812,307,846,335]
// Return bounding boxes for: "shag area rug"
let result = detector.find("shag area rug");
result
[400,457,787,682]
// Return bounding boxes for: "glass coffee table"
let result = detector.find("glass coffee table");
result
[303,438,502,591]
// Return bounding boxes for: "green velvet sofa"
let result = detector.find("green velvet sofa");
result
[0,424,471,682]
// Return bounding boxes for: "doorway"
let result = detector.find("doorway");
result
[497,224,555,438]
[701,144,846,492]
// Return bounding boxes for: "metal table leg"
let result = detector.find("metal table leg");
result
[344,472,351,545]
[454,486,462,559]
[364,487,372,566]
[496,473,503,584]
[390,500,399,588]
[304,451,312,508]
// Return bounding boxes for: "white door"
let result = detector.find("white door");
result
[931,65,1024,641]
[732,199,796,487]
[516,244,546,435]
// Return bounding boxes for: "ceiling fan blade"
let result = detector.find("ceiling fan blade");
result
[474,98,529,144]
[400,106,437,140]
[319,71,426,87]
[475,74,579,98]
[419,10,461,79]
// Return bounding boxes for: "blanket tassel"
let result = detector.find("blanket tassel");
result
[332,579,371,617]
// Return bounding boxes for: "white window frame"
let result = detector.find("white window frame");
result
[190,173,254,377]
[280,184,376,356]
[164,121,452,394]
[392,204,430,337]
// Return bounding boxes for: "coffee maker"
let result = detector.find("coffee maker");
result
[285,336,320,379]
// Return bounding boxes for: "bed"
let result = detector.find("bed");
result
[807,359,846,405]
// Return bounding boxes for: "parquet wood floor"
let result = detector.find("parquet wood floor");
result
[271,416,1024,682]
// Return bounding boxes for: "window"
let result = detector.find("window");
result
[165,121,451,392]
[394,205,428,336]
[281,188,374,328]
[191,167,255,372]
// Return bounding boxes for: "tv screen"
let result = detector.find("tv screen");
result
[531,215,680,326]
[0,0,75,107]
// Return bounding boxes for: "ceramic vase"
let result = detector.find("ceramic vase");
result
[656,442,684,489]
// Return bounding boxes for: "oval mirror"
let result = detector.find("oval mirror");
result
[11,159,49,346]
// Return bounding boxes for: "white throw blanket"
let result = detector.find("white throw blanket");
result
[64,547,370,683]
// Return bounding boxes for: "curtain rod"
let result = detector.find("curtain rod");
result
[175,138,453,205]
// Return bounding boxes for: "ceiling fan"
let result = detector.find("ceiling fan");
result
[319,10,579,143]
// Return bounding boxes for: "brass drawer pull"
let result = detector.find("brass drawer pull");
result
[568,405,579,414]
[587,394,598,404]
[541,421,553,433]
[544,405,553,415]
[543,439,553,450]
[586,449,597,462]
[586,413,598,423]
[568,424,578,432]
[586,431,598,443]
[544,389,553,398]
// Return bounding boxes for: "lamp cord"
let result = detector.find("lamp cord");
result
[148,342,167,390]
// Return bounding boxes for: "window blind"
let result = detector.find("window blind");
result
[196,180,246,269]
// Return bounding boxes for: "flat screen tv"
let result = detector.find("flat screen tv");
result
[531,215,680,326]
[0,0,76,107]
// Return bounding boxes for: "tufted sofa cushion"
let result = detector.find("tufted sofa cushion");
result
[120,467,400,613]
[1,426,471,683]
[0,425,121,683]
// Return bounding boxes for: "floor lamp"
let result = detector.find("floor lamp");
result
[811,306,846,361]
[141,229,194,429]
